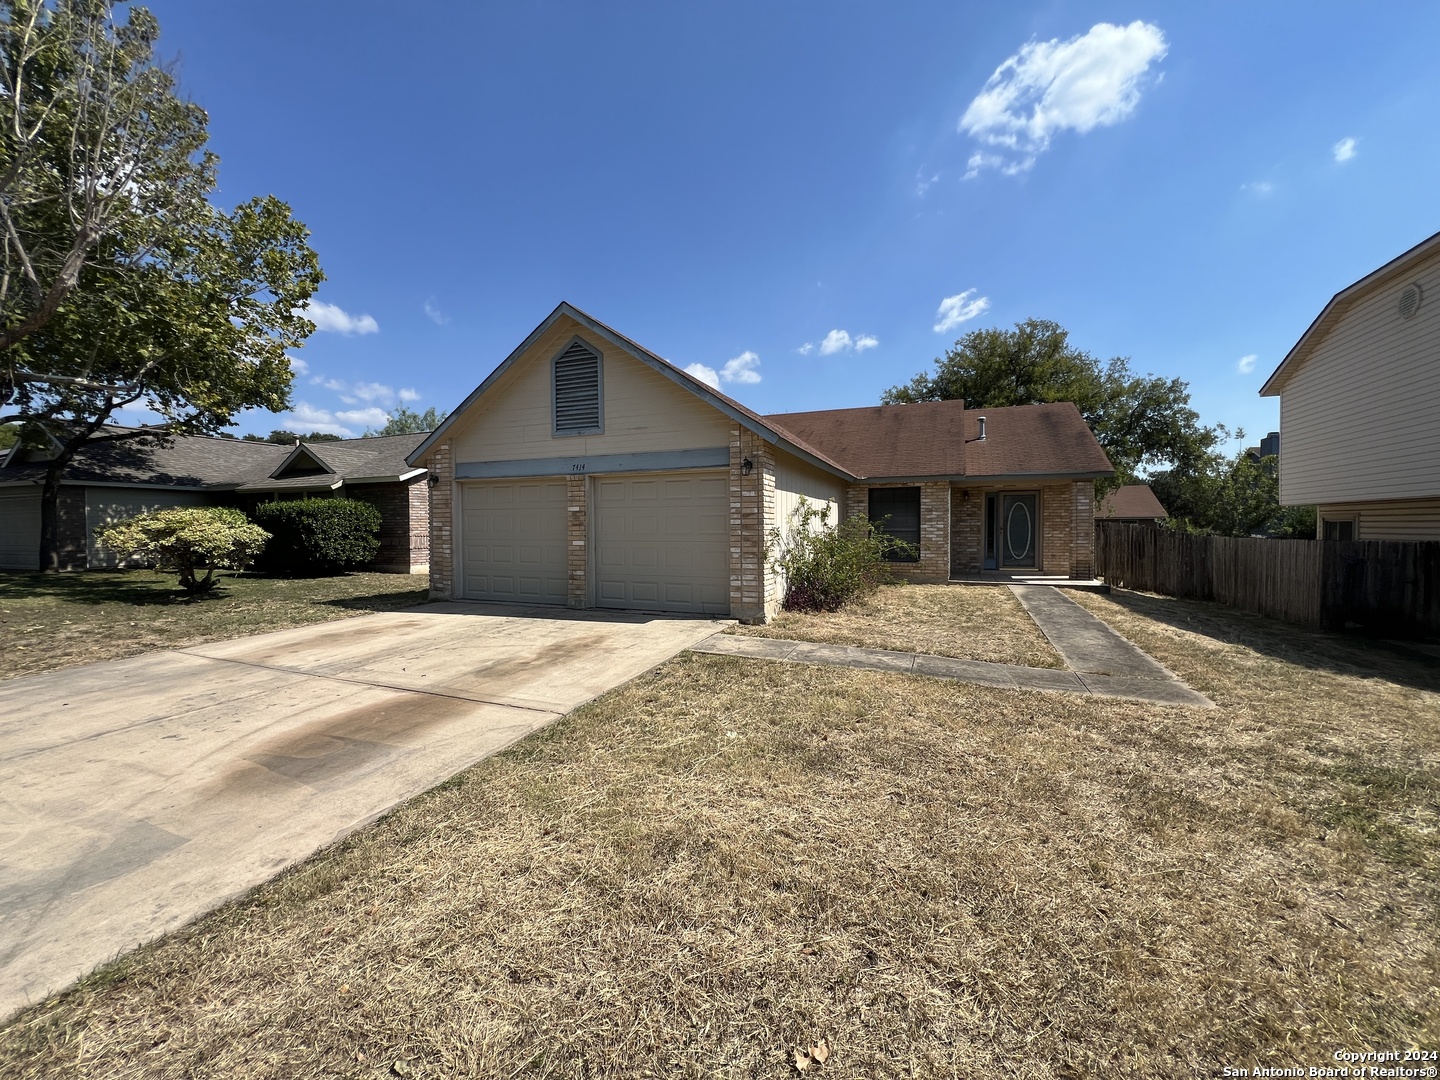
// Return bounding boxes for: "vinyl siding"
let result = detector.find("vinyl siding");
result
[773,450,845,538]
[1317,498,1440,541]
[1278,249,1440,505]
[449,316,732,466]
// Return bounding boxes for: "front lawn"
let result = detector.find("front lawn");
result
[0,570,430,681]
[729,581,1066,668]
[1,590,1435,1077]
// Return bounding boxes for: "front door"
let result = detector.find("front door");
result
[998,493,1038,568]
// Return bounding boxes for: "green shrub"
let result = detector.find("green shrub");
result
[251,497,382,575]
[766,498,912,613]
[96,506,270,594]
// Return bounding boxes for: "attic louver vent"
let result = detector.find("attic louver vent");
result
[554,340,602,434]
[1398,282,1423,320]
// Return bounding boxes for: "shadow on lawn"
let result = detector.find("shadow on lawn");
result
[0,570,202,605]
[321,588,430,612]
[1101,587,1440,696]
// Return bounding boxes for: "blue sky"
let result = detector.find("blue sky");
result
[138,2,1440,451]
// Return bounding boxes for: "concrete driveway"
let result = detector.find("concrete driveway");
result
[0,602,721,1020]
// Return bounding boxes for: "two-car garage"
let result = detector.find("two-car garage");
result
[458,471,729,614]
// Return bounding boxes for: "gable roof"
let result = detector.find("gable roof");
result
[1260,228,1440,397]
[1097,483,1167,520]
[767,400,1111,481]
[405,302,851,478]
[0,429,429,491]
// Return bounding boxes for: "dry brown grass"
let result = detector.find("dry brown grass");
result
[0,570,430,681]
[730,582,1065,668]
[1,592,1438,1078]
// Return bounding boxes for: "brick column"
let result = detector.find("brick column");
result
[567,475,588,608]
[1039,483,1071,576]
[408,479,430,573]
[729,425,776,622]
[843,483,868,522]
[1070,480,1094,579]
[951,486,981,576]
[427,441,454,600]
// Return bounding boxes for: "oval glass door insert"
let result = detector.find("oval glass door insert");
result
[1005,500,1033,563]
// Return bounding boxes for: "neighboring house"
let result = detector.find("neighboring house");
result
[406,303,1113,622]
[1261,229,1440,540]
[1096,483,1168,524]
[0,430,430,573]
[1243,431,1280,463]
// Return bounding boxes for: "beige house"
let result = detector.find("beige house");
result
[407,304,1112,622]
[1261,229,1440,540]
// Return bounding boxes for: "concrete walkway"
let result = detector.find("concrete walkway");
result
[691,585,1212,708]
[0,603,721,1022]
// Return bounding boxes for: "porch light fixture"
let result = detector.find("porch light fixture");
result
[428,472,440,488]
[742,458,754,476]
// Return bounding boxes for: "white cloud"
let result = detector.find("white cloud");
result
[854,335,879,352]
[797,343,815,356]
[1333,136,1357,163]
[915,170,940,197]
[423,298,449,325]
[307,375,409,407]
[1237,354,1258,374]
[685,363,721,389]
[281,402,371,437]
[800,329,879,356]
[819,329,852,355]
[289,357,309,376]
[1241,180,1275,196]
[720,350,762,384]
[398,388,421,403]
[959,21,1168,178]
[934,289,991,333]
[350,381,394,403]
[299,300,379,336]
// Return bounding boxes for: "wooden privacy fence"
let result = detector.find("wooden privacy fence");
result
[1094,522,1440,636]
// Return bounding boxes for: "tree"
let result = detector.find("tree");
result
[1,2,323,571]
[1149,450,1316,538]
[1,1,214,359]
[365,405,445,436]
[242,429,341,443]
[883,319,1223,489]
[96,505,269,594]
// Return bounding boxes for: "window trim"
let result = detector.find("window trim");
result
[551,336,605,438]
[1321,515,1358,541]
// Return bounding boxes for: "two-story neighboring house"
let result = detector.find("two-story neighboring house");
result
[1261,229,1440,540]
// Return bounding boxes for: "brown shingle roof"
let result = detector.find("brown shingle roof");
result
[763,400,1111,481]
[1097,483,1167,520]
[764,400,968,479]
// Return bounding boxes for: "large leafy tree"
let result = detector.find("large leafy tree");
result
[883,319,1222,488]
[1149,451,1316,538]
[1,1,322,570]
[365,405,446,436]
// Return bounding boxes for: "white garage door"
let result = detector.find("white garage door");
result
[86,489,208,568]
[594,471,728,614]
[460,479,568,604]
[0,490,41,571]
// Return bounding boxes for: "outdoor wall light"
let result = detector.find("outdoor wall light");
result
[428,472,440,488]
[742,458,754,476]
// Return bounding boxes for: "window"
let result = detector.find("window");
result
[553,339,603,436]
[869,487,921,562]
[1323,518,1355,541]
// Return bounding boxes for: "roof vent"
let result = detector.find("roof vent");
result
[553,339,602,435]
[1399,282,1423,320]
[977,415,987,441]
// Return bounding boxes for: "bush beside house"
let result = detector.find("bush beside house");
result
[767,500,909,612]
[95,507,270,595]
[252,498,383,576]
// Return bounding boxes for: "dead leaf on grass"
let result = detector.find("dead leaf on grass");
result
[793,1039,830,1071]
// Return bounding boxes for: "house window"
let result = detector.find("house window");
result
[1323,518,1355,541]
[869,487,921,562]
[553,339,603,436]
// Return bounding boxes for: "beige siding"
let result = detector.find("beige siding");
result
[772,450,845,538]
[86,489,208,568]
[1317,498,1440,541]
[1279,248,1440,504]
[449,315,732,465]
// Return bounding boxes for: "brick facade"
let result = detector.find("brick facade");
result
[844,481,950,584]
[951,481,1097,579]
[56,486,88,571]
[1070,481,1094,578]
[350,478,429,573]
[426,441,454,600]
[730,425,778,622]
[567,475,587,608]
[951,486,982,576]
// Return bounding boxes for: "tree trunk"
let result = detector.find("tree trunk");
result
[38,453,73,574]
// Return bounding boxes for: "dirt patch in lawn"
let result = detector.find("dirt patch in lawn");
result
[729,582,1065,668]
[0,570,430,681]
[2,592,1436,1078]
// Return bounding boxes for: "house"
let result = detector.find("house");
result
[1096,483,1168,524]
[0,430,430,573]
[1243,431,1280,463]
[405,303,1113,622]
[1261,229,1440,540]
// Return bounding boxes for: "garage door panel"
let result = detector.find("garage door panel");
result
[461,480,567,604]
[594,471,728,615]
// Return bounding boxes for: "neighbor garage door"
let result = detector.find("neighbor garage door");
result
[460,479,568,604]
[0,490,40,570]
[87,489,207,568]
[593,471,728,614]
